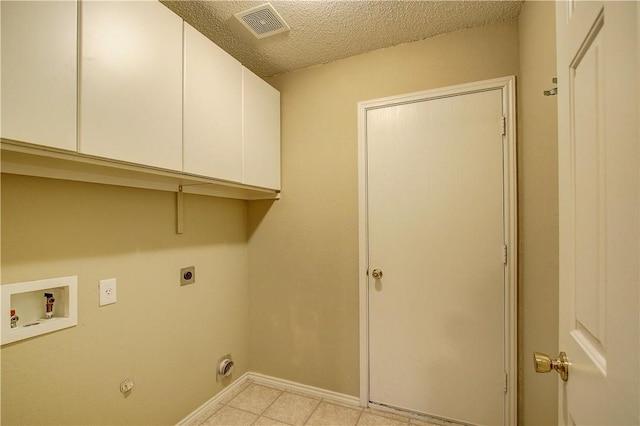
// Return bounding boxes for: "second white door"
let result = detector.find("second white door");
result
[556,1,639,424]
[366,85,510,425]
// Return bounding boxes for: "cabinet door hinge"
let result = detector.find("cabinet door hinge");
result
[501,116,507,136]
[504,371,508,393]
[503,245,508,265]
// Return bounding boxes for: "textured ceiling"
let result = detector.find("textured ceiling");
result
[162,1,523,78]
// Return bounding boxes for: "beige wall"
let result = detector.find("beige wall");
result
[248,20,520,397]
[518,2,559,425]
[250,9,560,423]
[1,174,250,424]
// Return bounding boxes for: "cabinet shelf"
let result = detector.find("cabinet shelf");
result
[1,141,280,201]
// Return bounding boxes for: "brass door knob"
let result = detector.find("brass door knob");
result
[371,269,383,279]
[533,351,569,381]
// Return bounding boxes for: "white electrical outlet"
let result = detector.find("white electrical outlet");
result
[99,278,117,306]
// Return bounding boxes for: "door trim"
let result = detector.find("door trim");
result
[357,76,518,425]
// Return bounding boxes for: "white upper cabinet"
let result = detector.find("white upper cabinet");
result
[242,68,281,190]
[183,22,243,182]
[1,0,281,199]
[1,1,77,151]
[80,0,183,171]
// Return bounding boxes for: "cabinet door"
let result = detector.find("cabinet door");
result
[80,0,182,171]
[183,22,242,181]
[1,1,77,151]
[242,68,281,190]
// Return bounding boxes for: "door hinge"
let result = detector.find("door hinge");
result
[501,116,506,136]
[504,371,508,393]
[503,245,508,265]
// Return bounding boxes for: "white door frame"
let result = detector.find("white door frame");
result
[357,76,518,424]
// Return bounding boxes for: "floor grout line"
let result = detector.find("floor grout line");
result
[251,386,285,425]
[302,398,323,426]
[299,394,321,426]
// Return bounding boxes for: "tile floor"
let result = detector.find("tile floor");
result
[186,380,448,426]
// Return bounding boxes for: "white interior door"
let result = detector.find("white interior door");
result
[365,83,513,425]
[555,1,639,424]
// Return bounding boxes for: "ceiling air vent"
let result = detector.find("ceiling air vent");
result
[234,3,290,39]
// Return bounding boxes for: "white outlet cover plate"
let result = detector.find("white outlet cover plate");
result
[99,278,117,306]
